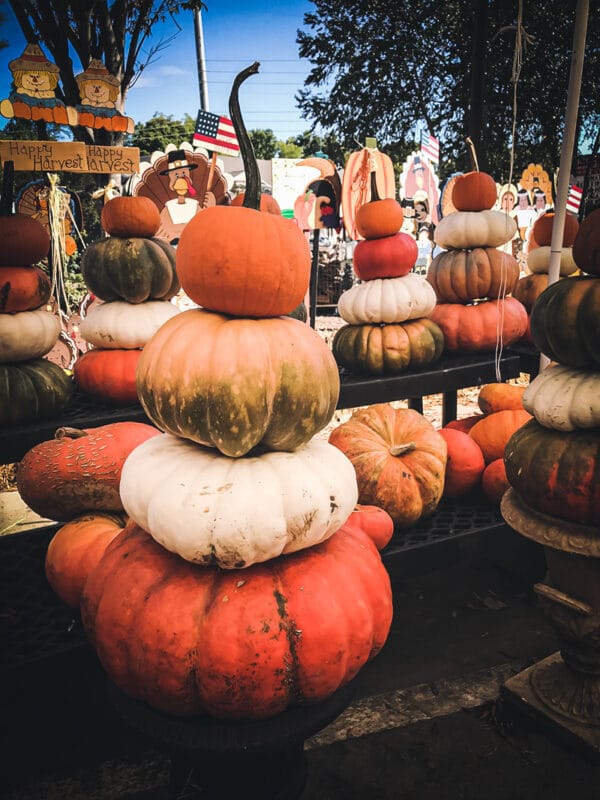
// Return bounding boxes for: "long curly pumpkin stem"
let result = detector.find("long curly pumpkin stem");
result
[1,160,14,217]
[229,61,261,210]
[369,169,381,203]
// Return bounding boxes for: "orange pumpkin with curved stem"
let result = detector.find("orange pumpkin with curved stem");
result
[355,170,403,239]
[451,171,497,212]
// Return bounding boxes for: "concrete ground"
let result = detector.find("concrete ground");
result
[2,526,600,800]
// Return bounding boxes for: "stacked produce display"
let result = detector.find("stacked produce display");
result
[0,165,72,426]
[428,169,528,351]
[52,64,395,722]
[76,195,180,404]
[332,169,444,376]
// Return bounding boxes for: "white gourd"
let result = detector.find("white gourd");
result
[80,300,180,349]
[434,210,517,250]
[337,273,437,324]
[120,433,359,569]
[526,246,578,276]
[523,364,600,431]
[0,307,60,362]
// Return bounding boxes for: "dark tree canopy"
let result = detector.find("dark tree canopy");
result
[296,0,600,180]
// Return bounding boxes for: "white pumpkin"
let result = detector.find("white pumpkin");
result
[434,210,517,250]
[80,300,180,349]
[0,307,60,362]
[523,364,600,431]
[526,246,578,276]
[120,433,359,569]
[337,273,437,324]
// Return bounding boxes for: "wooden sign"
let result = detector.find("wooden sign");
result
[0,140,139,173]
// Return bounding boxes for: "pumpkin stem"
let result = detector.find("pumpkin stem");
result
[389,441,417,457]
[369,169,381,203]
[465,137,479,171]
[229,61,261,211]
[1,160,14,217]
[55,427,89,440]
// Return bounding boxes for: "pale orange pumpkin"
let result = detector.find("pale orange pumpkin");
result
[469,408,532,463]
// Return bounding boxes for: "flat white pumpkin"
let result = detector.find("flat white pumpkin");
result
[526,246,578,276]
[119,433,359,569]
[80,299,180,349]
[434,210,517,250]
[523,364,600,431]
[0,307,60,362]
[337,273,437,324]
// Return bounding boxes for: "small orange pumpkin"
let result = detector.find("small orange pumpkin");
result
[481,459,510,505]
[439,428,485,498]
[0,265,51,312]
[477,383,525,414]
[100,196,161,238]
[355,170,404,240]
[451,171,498,212]
[532,211,579,247]
[469,408,532,463]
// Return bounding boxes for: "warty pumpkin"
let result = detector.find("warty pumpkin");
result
[353,232,417,280]
[81,237,179,304]
[434,210,517,250]
[16,421,159,521]
[176,64,309,318]
[477,382,525,414]
[74,349,141,405]
[504,420,600,526]
[0,307,60,362]
[529,276,600,368]
[426,247,519,303]
[572,208,600,276]
[532,211,579,248]
[0,265,51,313]
[522,364,600,431]
[337,273,437,325]
[100,196,161,239]
[137,308,340,457]
[120,434,358,569]
[81,512,393,719]
[354,169,404,240]
[451,170,498,212]
[79,299,179,349]
[469,408,532,464]
[429,297,528,353]
[439,427,485,498]
[526,245,577,276]
[45,512,126,607]
[332,317,444,376]
[0,358,72,426]
[328,404,447,527]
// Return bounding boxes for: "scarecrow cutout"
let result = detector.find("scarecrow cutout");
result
[16,179,83,257]
[0,43,77,125]
[293,157,341,231]
[74,59,133,133]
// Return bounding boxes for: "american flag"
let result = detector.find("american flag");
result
[193,110,240,156]
[420,130,439,163]
[566,184,583,215]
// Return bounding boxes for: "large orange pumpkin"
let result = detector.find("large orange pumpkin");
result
[426,248,519,303]
[469,408,532,463]
[328,404,447,527]
[0,265,51,312]
[429,297,528,352]
[74,348,141,405]
[100,196,160,238]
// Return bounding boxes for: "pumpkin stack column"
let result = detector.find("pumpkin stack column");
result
[0,161,72,426]
[76,195,180,405]
[333,159,445,376]
[79,63,393,727]
[428,159,528,352]
[501,208,600,742]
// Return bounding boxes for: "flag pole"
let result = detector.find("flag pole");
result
[194,8,210,111]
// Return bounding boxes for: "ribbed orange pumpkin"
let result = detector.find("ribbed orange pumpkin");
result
[427,247,519,302]
[481,458,509,504]
[0,265,51,312]
[572,207,600,276]
[231,192,281,215]
[477,383,525,414]
[100,196,160,238]
[329,404,447,527]
[469,408,532,464]
[74,349,141,405]
[451,171,497,212]
[176,64,309,317]
[355,171,403,239]
[429,297,528,352]
[45,512,126,607]
[439,428,485,498]
[0,213,50,266]
[353,233,417,280]
[513,272,555,312]
[81,511,393,719]
[532,211,579,247]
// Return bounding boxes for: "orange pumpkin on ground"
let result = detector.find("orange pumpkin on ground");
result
[0,265,51,312]
[481,459,510,505]
[469,408,532,464]
[443,414,485,434]
[353,233,417,280]
[477,383,526,414]
[74,349,141,405]
[329,404,447,528]
[439,428,485,498]
[451,171,498,212]
[100,196,160,238]
[429,297,528,352]
[532,211,579,247]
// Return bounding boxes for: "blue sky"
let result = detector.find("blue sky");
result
[0,1,315,140]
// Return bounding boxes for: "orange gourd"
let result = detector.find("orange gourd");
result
[439,428,485,498]
[355,171,403,240]
[532,212,579,247]
[100,196,160,238]
[469,408,532,464]
[451,171,497,212]
[477,383,525,414]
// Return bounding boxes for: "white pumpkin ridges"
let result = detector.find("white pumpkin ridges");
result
[434,210,517,250]
[0,307,61,362]
[119,434,358,569]
[79,300,180,349]
[526,246,578,276]
[522,364,600,431]
[337,274,437,324]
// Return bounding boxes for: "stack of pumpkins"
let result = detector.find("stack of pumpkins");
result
[72,64,394,721]
[75,196,180,405]
[513,211,580,345]
[428,170,528,351]
[0,204,72,426]
[332,170,443,376]
[505,208,600,523]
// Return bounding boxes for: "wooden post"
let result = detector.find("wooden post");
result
[309,229,320,329]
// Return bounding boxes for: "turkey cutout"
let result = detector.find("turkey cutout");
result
[293,157,341,231]
[130,143,234,245]
[74,59,134,134]
[16,179,83,257]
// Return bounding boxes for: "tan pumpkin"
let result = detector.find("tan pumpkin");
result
[337,273,437,324]
[79,300,180,349]
[513,273,556,312]
[434,210,517,250]
[0,307,60,362]
[526,245,577,276]
[426,247,519,302]
[429,297,528,352]
[328,404,447,527]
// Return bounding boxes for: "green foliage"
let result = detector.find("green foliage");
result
[248,129,279,160]
[127,113,196,156]
[277,141,304,158]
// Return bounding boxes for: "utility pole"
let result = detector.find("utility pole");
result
[194,8,210,111]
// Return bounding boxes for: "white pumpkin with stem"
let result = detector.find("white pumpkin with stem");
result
[80,300,180,349]
[434,210,517,250]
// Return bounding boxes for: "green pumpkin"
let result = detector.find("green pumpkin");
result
[0,358,72,426]
[530,276,600,369]
[332,318,445,376]
[81,237,179,304]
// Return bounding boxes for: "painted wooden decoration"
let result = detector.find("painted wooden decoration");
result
[74,59,134,134]
[16,179,83,257]
[293,157,341,231]
[341,145,396,241]
[399,152,440,239]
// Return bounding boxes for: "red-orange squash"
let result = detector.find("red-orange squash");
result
[328,404,447,528]
[481,458,509,505]
[532,211,579,247]
[444,414,485,434]
[45,512,126,607]
[0,213,50,266]
[100,196,161,238]
[16,421,159,521]
[81,511,393,719]
[477,383,525,414]
[572,207,600,276]
[439,428,485,498]
[350,504,395,551]
[451,171,498,212]
[429,297,528,352]
[74,349,141,406]
[0,265,51,312]
[353,233,417,280]
[469,408,532,464]
[426,248,519,303]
